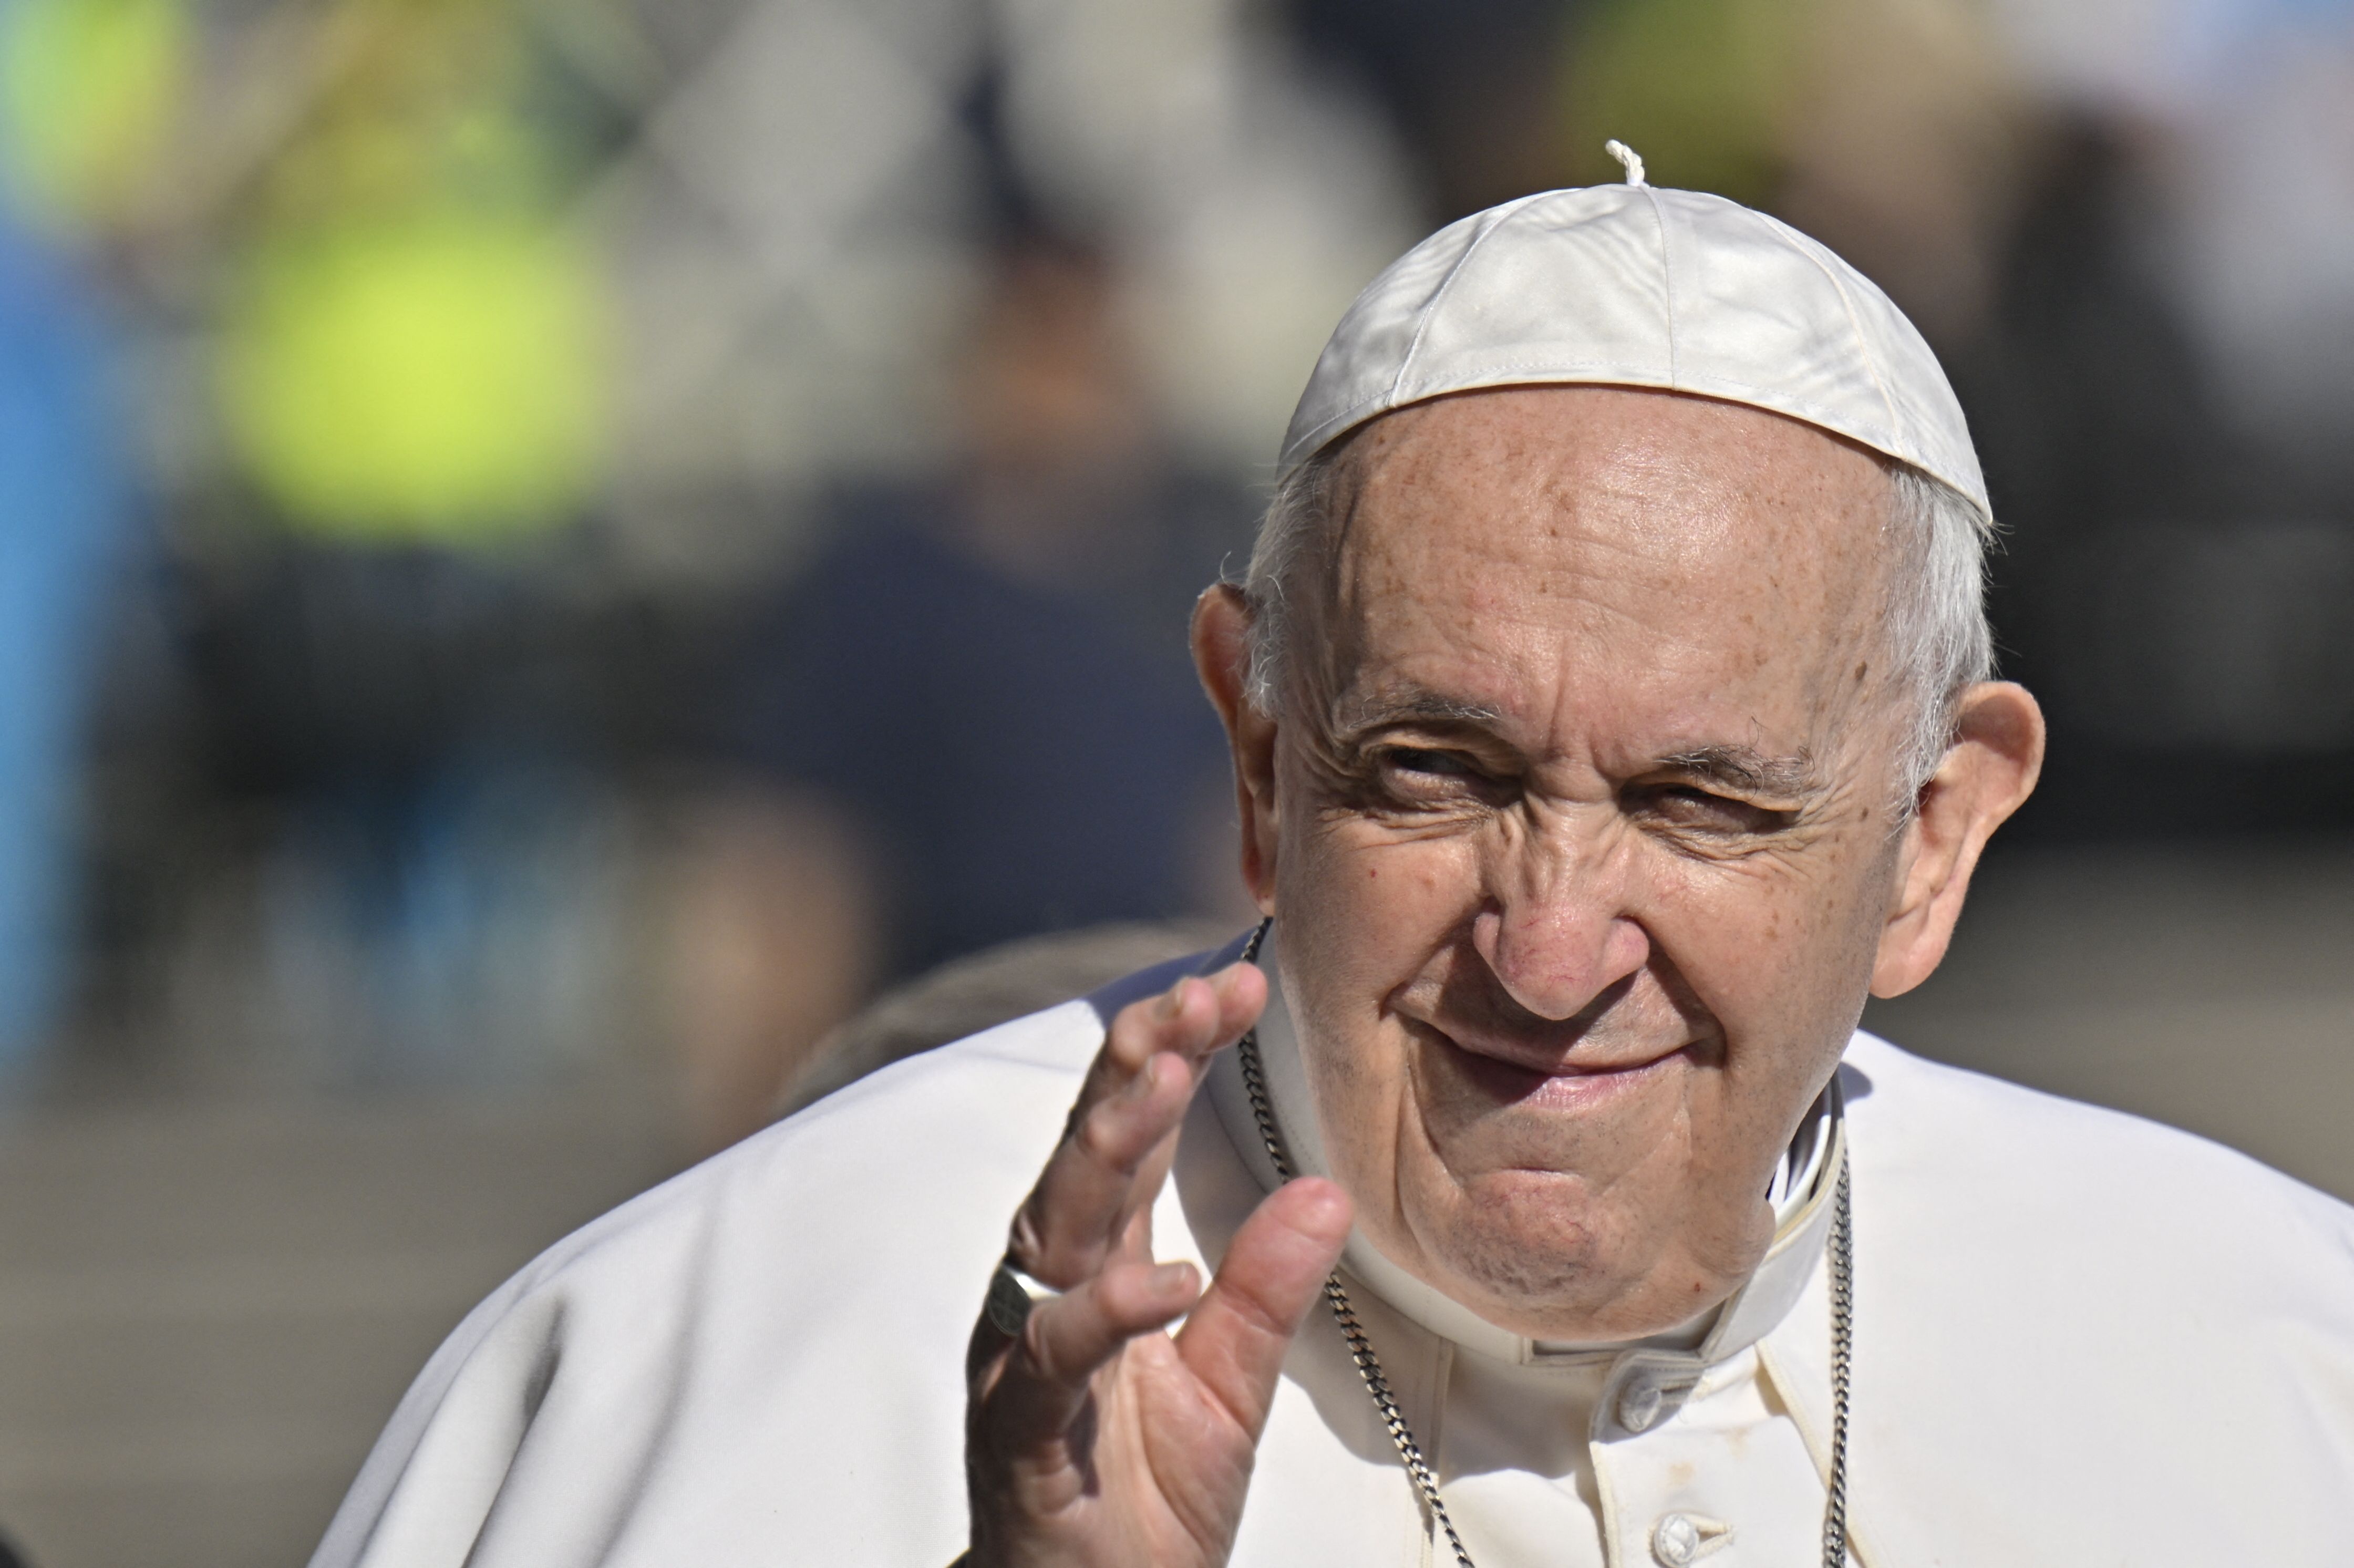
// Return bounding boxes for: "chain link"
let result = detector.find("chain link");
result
[1820,1159,1855,1567]
[1232,964,1475,1564]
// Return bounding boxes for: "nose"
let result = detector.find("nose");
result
[1470,832,1650,1022]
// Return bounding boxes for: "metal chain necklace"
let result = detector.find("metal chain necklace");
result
[1233,924,1855,1567]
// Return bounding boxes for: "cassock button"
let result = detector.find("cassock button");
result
[1652,1514,1702,1567]
[1650,1512,1732,1566]
[1617,1379,1665,1433]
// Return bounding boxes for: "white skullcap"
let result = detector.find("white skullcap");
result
[1278,171,1989,518]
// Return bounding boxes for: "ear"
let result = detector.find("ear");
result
[1190,584,1283,914]
[1872,681,2046,998]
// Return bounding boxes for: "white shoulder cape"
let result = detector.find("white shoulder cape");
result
[309,954,2354,1566]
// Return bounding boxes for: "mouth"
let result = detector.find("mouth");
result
[1418,1023,1695,1110]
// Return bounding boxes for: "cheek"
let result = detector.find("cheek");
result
[1650,839,1893,1057]
[1275,820,1484,1154]
[1280,815,1484,973]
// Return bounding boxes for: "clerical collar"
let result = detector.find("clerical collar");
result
[1203,924,1845,1370]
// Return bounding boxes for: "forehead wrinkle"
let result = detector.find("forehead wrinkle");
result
[1315,390,1910,778]
[1321,574,1843,768]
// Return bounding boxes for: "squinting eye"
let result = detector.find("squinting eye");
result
[1385,747,1477,778]
[1642,786,1792,833]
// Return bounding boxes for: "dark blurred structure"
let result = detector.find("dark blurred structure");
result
[1950,117,2354,839]
[669,236,1253,1149]
[718,243,1243,977]
[720,490,1233,974]
[1287,0,1582,220]
[79,541,670,1086]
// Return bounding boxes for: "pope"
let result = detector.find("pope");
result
[310,160,2354,1567]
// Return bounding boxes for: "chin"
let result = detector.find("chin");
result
[1413,1169,1629,1324]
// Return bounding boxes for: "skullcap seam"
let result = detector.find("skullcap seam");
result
[1639,184,1678,387]
[1385,190,1556,407]
[1753,212,1905,460]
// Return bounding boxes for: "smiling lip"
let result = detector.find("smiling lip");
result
[1425,1026,1692,1108]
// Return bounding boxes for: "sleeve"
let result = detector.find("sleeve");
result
[304,1183,716,1568]
[306,1277,561,1567]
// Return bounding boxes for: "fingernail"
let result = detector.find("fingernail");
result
[1151,1262,1195,1294]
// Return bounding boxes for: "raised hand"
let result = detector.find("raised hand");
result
[963,963,1352,1568]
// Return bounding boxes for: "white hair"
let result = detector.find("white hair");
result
[1880,466,1999,790]
[1240,447,1995,801]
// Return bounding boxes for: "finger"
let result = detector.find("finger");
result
[1011,967,1266,1284]
[1096,965,1270,1249]
[1080,964,1267,1109]
[1175,1178,1353,1441]
[1009,1048,1195,1285]
[982,1257,1202,1449]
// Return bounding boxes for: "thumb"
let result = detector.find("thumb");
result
[1173,1178,1352,1441]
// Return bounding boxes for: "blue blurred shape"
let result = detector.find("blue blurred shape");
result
[0,212,126,1073]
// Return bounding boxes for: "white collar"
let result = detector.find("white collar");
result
[1203,924,1844,1371]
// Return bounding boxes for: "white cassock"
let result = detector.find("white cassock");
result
[309,935,2354,1567]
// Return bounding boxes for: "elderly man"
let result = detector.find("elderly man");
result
[313,166,2354,1568]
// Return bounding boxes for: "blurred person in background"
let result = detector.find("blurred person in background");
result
[72,0,649,1090]
[663,229,1253,1152]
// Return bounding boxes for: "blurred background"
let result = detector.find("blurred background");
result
[0,0,2348,1562]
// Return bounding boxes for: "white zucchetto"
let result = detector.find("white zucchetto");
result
[1279,170,1989,518]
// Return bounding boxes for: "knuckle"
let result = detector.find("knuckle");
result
[1072,1103,1128,1166]
[1078,1047,1128,1102]
[1107,1004,1155,1049]
[1117,982,1183,1038]
[1215,1276,1292,1344]
[1005,1209,1046,1268]
[1097,1037,1150,1088]
[1016,1302,1067,1383]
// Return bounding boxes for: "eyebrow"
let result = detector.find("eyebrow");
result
[1655,745,1821,797]
[1332,687,1505,734]
[1328,688,1819,796]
